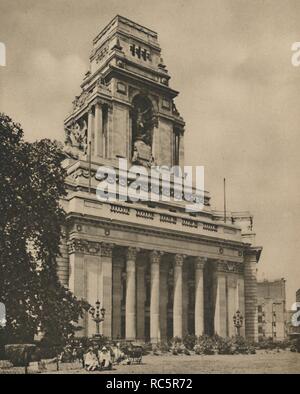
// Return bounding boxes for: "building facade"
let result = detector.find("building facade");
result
[57,16,262,342]
[257,279,287,340]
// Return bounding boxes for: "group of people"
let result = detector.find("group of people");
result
[83,343,126,372]
[57,341,136,372]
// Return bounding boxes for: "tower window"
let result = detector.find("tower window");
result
[174,130,180,166]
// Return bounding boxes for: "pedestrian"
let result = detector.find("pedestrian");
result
[98,346,112,370]
[84,347,99,371]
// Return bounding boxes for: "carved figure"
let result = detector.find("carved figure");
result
[131,95,154,166]
[64,119,88,159]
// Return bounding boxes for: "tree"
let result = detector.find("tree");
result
[0,113,88,345]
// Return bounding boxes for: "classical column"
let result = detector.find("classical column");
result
[87,107,94,156]
[227,274,238,337]
[214,261,227,337]
[94,102,103,157]
[136,260,146,340]
[56,229,69,287]
[68,239,86,337]
[159,262,168,340]
[173,254,185,338]
[195,257,206,336]
[112,255,123,339]
[237,276,245,337]
[125,247,138,340]
[106,104,113,159]
[244,248,261,341]
[85,248,102,338]
[150,250,162,343]
[182,266,189,336]
[99,243,113,338]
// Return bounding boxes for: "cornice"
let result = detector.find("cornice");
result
[66,213,248,253]
[93,15,158,47]
[104,65,179,99]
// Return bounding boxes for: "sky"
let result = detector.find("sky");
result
[0,0,300,306]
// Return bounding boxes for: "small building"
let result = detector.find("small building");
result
[257,279,286,340]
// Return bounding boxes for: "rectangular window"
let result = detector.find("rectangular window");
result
[258,305,263,313]
[173,130,180,166]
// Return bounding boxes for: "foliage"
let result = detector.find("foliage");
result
[256,337,292,351]
[215,335,234,355]
[151,343,161,355]
[290,338,300,353]
[183,334,197,350]
[117,341,132,355]
[276,339,293,350]
[192,335,255,355]
[170,336,182,345]
[5,344,36,366]
[0,345,5,360]
[169,337,191,355]
[140,342,152,355]
[232,336,256,354]
[31,336,112,362]
[36,343,59,360]
[87,336,109,350]
[155,341,170,353]
[256,337,283,350]
[196,335,216,355]
[0,113,89,345]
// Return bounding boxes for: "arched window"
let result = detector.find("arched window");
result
[131,95,154,165]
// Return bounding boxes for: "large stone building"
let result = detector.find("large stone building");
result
[57,15,262,343]
[257,279,287,340]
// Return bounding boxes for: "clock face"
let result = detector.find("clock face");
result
[130,44,151,61]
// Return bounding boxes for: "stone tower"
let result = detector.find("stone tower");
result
[64,15,185,169]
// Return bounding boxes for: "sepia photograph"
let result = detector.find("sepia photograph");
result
[0,0,300,379]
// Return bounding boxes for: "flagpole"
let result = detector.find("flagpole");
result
[224,177,226,223]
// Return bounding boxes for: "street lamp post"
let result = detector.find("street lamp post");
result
[233,310,244,336]
[89,300,106,337]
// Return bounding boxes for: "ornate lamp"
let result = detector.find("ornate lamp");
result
[233,310,244,336]
[89,300,105,337]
